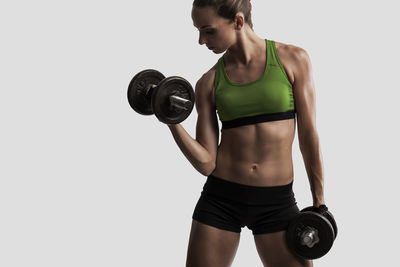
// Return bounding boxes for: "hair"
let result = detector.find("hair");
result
[193,0,253,30]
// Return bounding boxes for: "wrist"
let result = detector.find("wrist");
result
[313,201,325,208]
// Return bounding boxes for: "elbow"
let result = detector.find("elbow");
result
[299,131,320,153]
[203,163,216,176]
[299,135,322,162]
[299,141,313,154]
[299,141,319,157]
[197,161,216,177]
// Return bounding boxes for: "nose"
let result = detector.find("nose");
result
[198,33,206,46]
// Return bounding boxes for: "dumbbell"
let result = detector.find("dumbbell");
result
[286,205,338,260]
[127,69,195,124]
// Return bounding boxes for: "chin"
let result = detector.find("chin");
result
[213,48,225,54]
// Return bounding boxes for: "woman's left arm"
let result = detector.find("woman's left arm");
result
[291,47,325,207]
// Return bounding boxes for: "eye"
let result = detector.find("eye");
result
[205,29,216,35]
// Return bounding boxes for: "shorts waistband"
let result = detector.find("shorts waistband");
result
[202,174,296,205]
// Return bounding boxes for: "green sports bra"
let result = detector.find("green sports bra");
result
[214,39,296,129]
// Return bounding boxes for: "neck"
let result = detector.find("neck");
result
[224,28,265,66]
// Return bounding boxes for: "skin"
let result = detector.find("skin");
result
[167,5,325,267]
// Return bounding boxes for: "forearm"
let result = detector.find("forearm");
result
[300,136,325,206]
[167,124,215,175]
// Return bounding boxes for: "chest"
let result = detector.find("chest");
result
[224,61,267,84]
[214,65,295,122]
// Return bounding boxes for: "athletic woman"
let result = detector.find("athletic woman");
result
[167,1,324,266]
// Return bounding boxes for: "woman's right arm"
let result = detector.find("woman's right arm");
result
[167,69,219,176]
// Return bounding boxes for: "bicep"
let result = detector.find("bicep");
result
[194,75,219,162]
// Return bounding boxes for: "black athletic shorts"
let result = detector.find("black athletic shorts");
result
[192,174,300,235]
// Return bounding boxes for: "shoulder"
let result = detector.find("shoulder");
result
[274,41,312,83]
[196,64,217,88]
[274,40,310,62]
[195,62,218,108]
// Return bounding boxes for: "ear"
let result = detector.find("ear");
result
[234,12,245,30]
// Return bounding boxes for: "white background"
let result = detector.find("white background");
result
[1,0,399,266]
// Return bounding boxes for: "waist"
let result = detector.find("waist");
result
[212,149,294,186]
[201,174,296,205]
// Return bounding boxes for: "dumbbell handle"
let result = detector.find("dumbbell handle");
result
[145,84,192,111]
[170,95,192,111]
[300,228,320,248]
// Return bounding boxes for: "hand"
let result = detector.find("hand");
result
[311,204,328,214]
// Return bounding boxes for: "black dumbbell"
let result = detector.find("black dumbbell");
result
[286,205,338,260]
[127,69,195,124]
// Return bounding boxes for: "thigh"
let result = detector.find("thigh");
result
[186,219,241,267]
[253,231,312,267]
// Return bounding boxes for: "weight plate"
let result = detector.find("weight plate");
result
[301,206,315,212]
[286,211,335,260]
[325,210,338,239]
[127,69,165,115]
[152,76,195,124]
[301,206,338,239]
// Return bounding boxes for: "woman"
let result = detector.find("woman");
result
[168,0,325,266]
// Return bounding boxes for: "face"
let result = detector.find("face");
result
[191,6,236,54]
